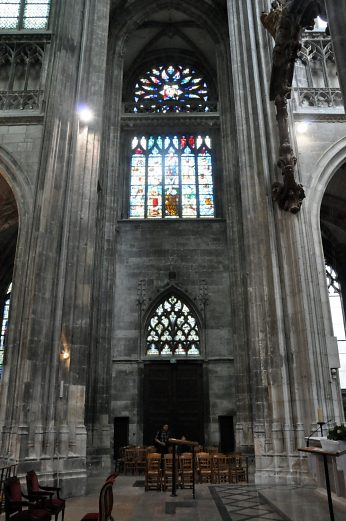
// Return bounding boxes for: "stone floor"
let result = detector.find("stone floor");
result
[61,475,346,521]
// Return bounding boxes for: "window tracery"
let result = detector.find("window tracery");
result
[326,265,346,387]
[0,1,51,31]
[0,283,11,380]
[133,64,210,113]
[130,134,214,219]
[145,294,200,357]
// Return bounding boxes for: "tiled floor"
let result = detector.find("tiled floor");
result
[210,484,285,521]
[64,477,285,521]
[7,475,345,521]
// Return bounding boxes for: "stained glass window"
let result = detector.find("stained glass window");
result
[134,65,210,113]
[0,283,11,381]
[146,295,200,357]
[0,1,51,30]
[129,134,214,219]
[326,265,346,388]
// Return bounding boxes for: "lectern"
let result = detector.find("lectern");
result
[168,438,199,499]
[298,446,346,521]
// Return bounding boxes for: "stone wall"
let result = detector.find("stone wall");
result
[111,219,234,446]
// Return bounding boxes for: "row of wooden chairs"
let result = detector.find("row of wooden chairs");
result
[196,452,247,484]
[145,451,248,490]
[145,452,194,491]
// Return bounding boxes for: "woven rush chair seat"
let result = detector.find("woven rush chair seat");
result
[26,471,65,521]
[4,476,51,521]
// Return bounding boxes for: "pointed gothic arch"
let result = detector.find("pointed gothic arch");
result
[142,286,204,358]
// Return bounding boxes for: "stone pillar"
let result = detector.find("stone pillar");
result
[226,0,341,483]
[325,0,346,107]
[0,0,110,495]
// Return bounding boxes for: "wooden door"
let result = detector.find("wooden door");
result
[218,415,235,453]
[113,416,129,460]
[143,362,204,446]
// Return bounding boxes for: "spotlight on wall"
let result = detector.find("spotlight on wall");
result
[296,121,309,134]
[77,104,94,124]
[61,350,70,360]
[331,368,338,380]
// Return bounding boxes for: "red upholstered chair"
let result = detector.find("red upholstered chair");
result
[4,476,51,521]
[26,472,65,521]
[80,480,114,521]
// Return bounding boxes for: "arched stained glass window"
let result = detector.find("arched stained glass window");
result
[130,134,214,219]
[0,283,11,381]
[326,265,346,387]
[134,65,210,113]
[146,295,200,357]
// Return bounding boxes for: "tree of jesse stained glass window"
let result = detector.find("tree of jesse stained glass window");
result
[130,134,214,219]
[146,295,200,357]
[134,65,209,112]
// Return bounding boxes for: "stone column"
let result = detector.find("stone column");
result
[0,0,110,495]
[325,0,346,107]
[226,0,341,483]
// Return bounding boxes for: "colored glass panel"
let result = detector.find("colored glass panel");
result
[134,65,210,112]
[129,134,214,219]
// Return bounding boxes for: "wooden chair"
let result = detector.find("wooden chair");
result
[206,447,219,455]
[212,454,230,483]
[80,480,114,521]
[116,447,125,473]
[179,454,194,489]
[196,453,212,483]
[134,448,147,475]
[229,453,247,483]
[4,476,51,521]
[123,448,136,475]
[26,471,65,521]
[145,453,161,491]
[162,454,178,491]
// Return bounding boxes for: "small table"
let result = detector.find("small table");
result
[298,446,346,521]
[168,438,199,499]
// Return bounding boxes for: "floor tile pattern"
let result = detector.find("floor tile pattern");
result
[209,485,285,521]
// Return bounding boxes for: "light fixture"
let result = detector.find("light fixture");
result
[61,350,70,360]
[77,103,94,124]
[331,368,337,380]
[296,121,309,134]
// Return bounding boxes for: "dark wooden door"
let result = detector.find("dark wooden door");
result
[113,417,129,460]
[143,362,204,446]
[218,416,234,453]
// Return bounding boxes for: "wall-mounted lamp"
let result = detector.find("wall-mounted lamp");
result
[60,350,70,360]
[77,103,94,124]
[296,121,309,134]
[331,368,338,380]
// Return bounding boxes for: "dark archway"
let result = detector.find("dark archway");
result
[320,161,346,400]
[0,173,18,378]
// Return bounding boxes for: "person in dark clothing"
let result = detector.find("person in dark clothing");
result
[154,423,171,454]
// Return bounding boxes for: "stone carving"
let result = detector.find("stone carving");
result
[261,0,326,213]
